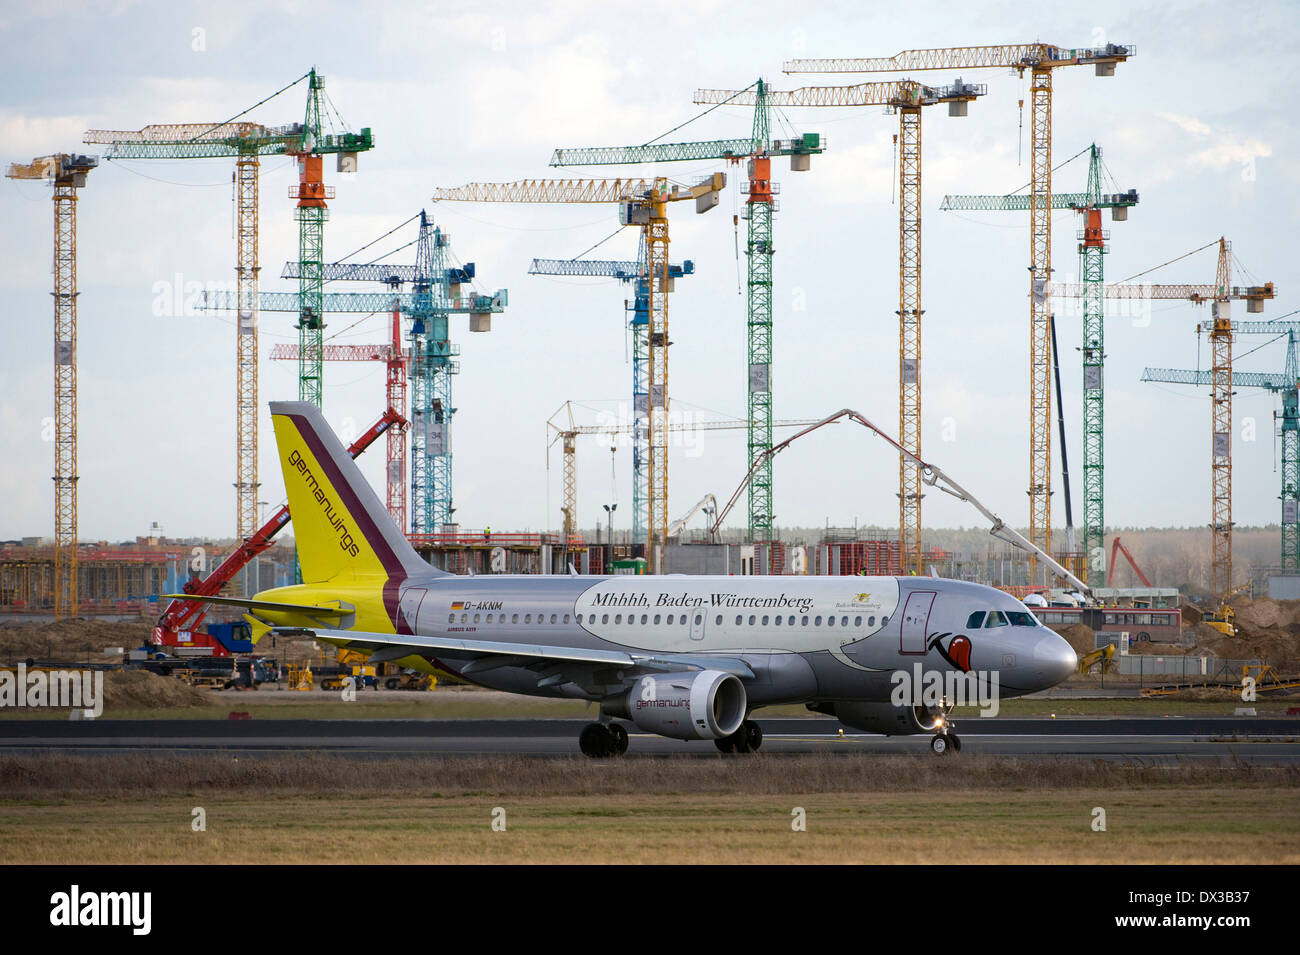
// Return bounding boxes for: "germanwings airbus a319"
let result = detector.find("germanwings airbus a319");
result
[181,402,1077,757]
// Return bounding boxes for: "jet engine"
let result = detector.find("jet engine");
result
[808,700,946,736]
[608,669,747,741]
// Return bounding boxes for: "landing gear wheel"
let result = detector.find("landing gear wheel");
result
[715,720,763,754]
[931,734,950,756]
[579,722,616,758]
[607,723,629,755]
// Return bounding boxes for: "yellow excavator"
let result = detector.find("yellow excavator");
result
[1076,643,1116,675]
[1204,583,1252,637]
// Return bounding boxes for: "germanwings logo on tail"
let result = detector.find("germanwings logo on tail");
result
[287,448,361,557]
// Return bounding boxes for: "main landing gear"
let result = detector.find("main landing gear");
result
[579,721,629,758]
[714,719,763,754]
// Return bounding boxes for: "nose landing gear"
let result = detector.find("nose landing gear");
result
[930,722,962,756]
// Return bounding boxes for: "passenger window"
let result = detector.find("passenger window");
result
[601,614,609,624]
[789,616,796,626]
[868,616,875,627]
[461,613,467,624]
[881,616,889,627]
[801,616,808,626]
[715,615,723,626]
[512,613,520,624]
[841,617,848,627]
[828,616,836,627]
[654,615,661,625]
[563,614,570,624]
[985,611,1009,628]
[447,614,454,624]
[473,613,481,624]
[615,614,622,624]
[736,615,743,626]
[641,614,648,625]
[694,614,702,626]
[762,615,769,626]
[854,616,862,628]
[748,615,756,626]
[667,614,675,625]
[815,616,823,626]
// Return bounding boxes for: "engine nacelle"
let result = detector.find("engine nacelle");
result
[809,700,945,736]
[611,669,747,741]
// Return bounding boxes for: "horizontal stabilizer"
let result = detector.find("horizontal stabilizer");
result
[161,594,352,617]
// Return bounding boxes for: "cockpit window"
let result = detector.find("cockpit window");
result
[1007,611,1038,627]
[966,611,985,629]
[984,611,1009,628]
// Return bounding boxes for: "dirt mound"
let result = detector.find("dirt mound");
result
[0,620,153,664]
[1180,602,1204,626]
[1060,624,1095,656]
[1232,596,1296,632]
[103,670,213,710]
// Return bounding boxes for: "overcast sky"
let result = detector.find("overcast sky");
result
[1,0,1297,547]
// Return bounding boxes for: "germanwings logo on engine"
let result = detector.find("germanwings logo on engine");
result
[288,448,361,557]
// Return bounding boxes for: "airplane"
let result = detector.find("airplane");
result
[179,401,1078,757]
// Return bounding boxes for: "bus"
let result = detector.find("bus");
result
[1035,606,1183,644]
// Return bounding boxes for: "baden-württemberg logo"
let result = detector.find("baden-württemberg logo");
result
[49,886,151,935]
[0,663,103,718]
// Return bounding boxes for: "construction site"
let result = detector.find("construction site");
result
[1,4,1298,880]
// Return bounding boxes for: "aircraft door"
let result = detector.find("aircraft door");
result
[899,590,936,655]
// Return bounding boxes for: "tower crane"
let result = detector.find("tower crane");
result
[283,212,482,535]
[268,307,410,529]
[529,252,694,545]
[1058,237,1276,601]
[546,401,825,548]
[944,144,1139,583]
[694,78,985,575]
[1143,321,1299,581]
[6,153,98,619]
[786,43,1135,578]
[433,174,727,573]
[551,79,825,545]
[201,218,506,537]
[85,69,373,552]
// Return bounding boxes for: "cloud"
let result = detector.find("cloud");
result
[1158,112,1211,136]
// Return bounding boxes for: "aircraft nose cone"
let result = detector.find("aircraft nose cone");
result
[1031,632,1077,688]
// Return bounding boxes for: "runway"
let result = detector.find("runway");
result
[1,717,1297,761]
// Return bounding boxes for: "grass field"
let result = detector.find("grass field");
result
[0,754,1296,863]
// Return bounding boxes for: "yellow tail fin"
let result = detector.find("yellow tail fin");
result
[270,401,434,583]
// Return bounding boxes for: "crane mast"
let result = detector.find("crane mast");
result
[6,153,97,618]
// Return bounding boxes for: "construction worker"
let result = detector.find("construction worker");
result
[483,525,491,543]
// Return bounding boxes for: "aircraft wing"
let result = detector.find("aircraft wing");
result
[274,626,755,680]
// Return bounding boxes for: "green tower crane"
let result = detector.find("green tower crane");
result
[549,79,824,549]
[1143,321,1300,570]
[942,146,1138,582]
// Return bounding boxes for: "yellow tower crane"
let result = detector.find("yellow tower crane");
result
[694,78,984,575]
[433,175,726,573]
[6,153,99,618]
[785,43,1134,581]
